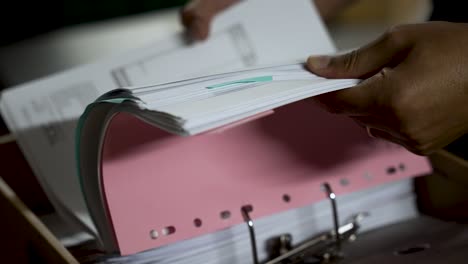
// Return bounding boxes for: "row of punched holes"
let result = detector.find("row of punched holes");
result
[149,163,406,240]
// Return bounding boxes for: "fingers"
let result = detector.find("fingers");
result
[314,0,358,21]
[181,0,241,40]
[307,27,412,79]
[367,127,430,155]
[311,67,395,115]
[367,128,407,146]
[352,116,392,134]
[351,115,407,141]
[352,118,418,154]
[312,88,373,116]
[180,1,211,40]
[180,15,208,40]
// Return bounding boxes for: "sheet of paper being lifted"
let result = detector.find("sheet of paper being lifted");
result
[0,0,335,237]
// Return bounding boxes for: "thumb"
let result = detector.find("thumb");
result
[307,30,410,79]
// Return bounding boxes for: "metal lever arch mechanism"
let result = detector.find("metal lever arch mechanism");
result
[242,205,259,264]
[241,183,369,264]
[261,182,369,264]
[321,182,342,256]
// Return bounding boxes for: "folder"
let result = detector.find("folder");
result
[77,97,432,255]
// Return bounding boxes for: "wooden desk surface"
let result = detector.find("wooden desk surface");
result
[0,177,78,263]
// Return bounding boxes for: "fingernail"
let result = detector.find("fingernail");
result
[366,126,376,138]
[307,55,331,69]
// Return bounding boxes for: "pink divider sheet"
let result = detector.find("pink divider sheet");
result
[101,101,432,255]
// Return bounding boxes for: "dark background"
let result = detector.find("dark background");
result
[0,0,188,46]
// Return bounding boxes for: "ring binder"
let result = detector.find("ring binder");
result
[262,182,369,264]
[241,205,259,264]
[321,182,341,255]
[94,100,431,255]
[233,181,374,263]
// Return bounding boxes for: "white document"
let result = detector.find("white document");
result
[98,63,357,136]
[0,0,335,236]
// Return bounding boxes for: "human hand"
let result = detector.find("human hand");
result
[307,22,468,155]
[180,0,241,41]
[180,0,356,40]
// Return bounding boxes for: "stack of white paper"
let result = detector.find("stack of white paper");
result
[99,64,357,136]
